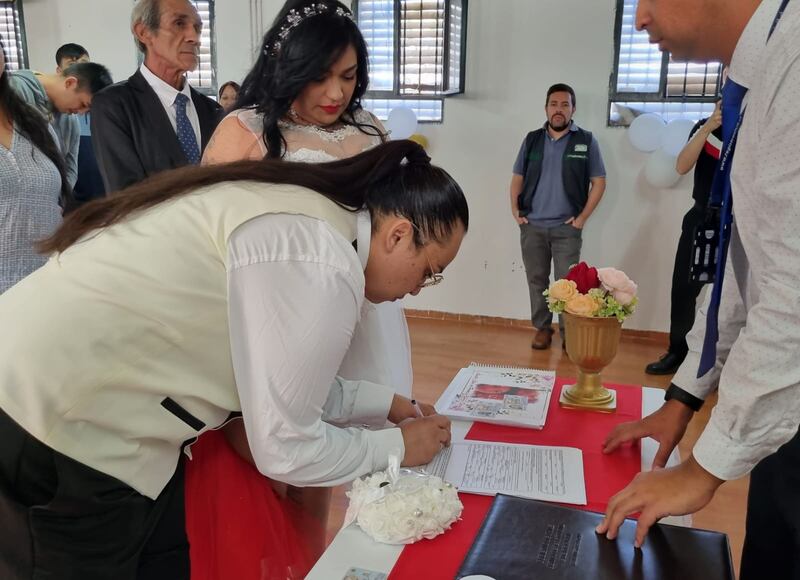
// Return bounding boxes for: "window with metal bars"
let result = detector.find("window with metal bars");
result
[184,0,216,96]
[609,0,721,126]
[0,0,27,71]
[355,0,467,123]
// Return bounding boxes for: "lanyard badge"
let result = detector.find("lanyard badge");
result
[690,207,722,283]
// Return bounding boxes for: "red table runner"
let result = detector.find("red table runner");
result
[388,378,644,580]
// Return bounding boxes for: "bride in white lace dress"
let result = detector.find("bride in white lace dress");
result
[203,73,413,405]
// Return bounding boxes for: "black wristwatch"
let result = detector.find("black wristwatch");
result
[664,383,704,412]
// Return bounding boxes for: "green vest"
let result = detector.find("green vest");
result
[517,127,593,216]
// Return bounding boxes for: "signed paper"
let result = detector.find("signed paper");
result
[424,441,586,505]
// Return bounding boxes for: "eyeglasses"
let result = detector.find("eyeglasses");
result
[411,223,444,288]
[419,244,444,288]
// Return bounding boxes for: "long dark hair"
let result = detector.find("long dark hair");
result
[0,37,70,205]
[38,140,469,253]
[236,0,381,158]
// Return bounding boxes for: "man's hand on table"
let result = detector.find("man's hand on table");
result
[602,399,694,469]
[387,395,450,466]
[399,414,451,467]
[596,455,723,548]
[388,394,436,424]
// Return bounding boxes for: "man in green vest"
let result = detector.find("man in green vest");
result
[509,83,607,350]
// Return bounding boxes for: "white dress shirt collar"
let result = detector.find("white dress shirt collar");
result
[728,0,781,89]
[138,63,202,148]
[139,63,192,109]
[356,209,371,270]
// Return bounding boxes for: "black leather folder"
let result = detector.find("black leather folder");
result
[456,494,734,580]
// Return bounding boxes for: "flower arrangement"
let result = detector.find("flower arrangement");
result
[544,262,638,322]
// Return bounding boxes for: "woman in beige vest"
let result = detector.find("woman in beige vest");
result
[0,140,467,580]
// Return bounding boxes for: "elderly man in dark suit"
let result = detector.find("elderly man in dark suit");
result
[92,0,222,192]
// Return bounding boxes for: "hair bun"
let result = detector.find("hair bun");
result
[404,142,431,167]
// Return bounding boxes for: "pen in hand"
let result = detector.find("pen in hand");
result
[411,399,424,418]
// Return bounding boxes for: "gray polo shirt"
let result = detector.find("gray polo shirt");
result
[8,70,80,190]
[513,122,606,228]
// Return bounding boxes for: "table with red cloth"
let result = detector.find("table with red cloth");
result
[307,381,686,580]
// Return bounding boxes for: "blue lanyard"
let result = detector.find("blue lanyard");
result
[708,0,791,209]
[769,0,791,39]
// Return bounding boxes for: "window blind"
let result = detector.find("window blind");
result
[610,0,721,124]
[615,0,662,93]
[0,0,26,71]
[356,0,394,91]
[185,0,216,94]
[666,59,721,98]
[398,0,445,95]
[356,0,447,122]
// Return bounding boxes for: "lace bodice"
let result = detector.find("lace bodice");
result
[203,107,385,164]
[199,103,412,398]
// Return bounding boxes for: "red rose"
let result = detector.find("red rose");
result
[563,262,601,294]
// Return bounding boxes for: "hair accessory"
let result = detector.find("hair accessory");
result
[265,3,354,56]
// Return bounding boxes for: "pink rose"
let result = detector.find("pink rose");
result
[612,290,636,306]
[597,268,637,306]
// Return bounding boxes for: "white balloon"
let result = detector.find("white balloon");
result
[628,113,666,153]
[644,148,681,188]
[386,107,418,140]
[661,118,697,156]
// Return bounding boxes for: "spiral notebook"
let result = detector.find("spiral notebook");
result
[435,363,556,429]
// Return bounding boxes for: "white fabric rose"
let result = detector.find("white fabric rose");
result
[343,456,463,544]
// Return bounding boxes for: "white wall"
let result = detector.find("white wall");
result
[22,0,285,84]
[404,0,698,332]
[23,0,697,332]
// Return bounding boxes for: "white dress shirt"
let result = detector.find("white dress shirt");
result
[337,210,415,396]
[227,212,405,487]
[672,0,800,480]
[139,63,201,146]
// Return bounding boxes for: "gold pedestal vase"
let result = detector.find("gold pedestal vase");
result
[559,311,621,412]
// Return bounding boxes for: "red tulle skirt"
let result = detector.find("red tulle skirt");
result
[184,429,316,580]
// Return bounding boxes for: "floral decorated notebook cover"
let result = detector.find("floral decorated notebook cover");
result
[435,363,555,429]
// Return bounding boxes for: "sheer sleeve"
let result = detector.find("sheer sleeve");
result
[366,111,389,143]
[202,112,266,165]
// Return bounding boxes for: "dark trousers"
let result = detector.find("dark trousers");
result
[72,135,106,206]
[740,427,800,580]
[520,222,582,333]
[667,204,706,357]
[0,409,189,580]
